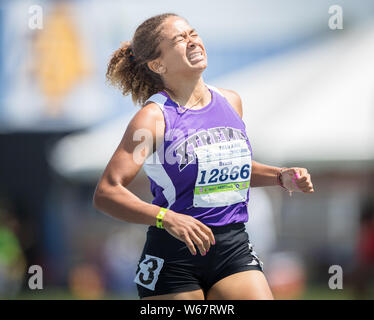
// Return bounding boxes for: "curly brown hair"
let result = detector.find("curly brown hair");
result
[106,13,181,106]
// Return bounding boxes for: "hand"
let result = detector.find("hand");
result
[280,167,314,194]
[162,210,215,256]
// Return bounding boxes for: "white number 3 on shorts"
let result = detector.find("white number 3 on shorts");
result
[134,254,164,291]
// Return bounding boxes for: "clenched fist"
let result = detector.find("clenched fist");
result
[280,167,314,194]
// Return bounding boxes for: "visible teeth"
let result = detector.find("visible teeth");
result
[189,53,202,59]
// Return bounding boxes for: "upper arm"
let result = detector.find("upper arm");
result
[218,88,243,118]
[96,102,165,189]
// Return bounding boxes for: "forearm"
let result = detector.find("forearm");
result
[250,160,282,187]
[93,184,161,226]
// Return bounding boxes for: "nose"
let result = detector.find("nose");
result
[187,35,199,48]
[188,42,196,49]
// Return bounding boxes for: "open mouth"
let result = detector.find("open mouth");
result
[188,52,204,62]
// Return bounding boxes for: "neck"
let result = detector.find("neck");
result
[163,76,210,108]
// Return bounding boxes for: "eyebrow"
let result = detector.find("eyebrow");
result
[171,28,197,41]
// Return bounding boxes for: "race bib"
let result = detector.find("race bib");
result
[134,254,164,291]
[193,139,252,208]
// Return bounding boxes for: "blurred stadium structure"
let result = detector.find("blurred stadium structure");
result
[0,0,373,299]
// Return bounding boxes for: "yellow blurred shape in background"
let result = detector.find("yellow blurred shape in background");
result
[33,3,91,117]
[68,263,105,300]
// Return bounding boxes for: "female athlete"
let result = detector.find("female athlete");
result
[93,13,314,300]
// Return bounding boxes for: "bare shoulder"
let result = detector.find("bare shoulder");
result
[217,88,243,118]
[126,101,164,133]
[136,101,164,124]
[120,101,165,153]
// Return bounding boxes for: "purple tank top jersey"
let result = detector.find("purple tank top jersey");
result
[143,84,253,226]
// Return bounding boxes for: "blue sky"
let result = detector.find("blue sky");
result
[0,0,373,131]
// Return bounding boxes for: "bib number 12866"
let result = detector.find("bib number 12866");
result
[193,139,252,208]
[197,164,250,184]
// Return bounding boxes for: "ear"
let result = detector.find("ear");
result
[147,59,166,74]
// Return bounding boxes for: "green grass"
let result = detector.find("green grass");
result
[9,288,137,300]
[302,286,356,300]
[301,283,374,300]
[7,285,374,300]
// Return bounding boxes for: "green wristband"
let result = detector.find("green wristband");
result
[156,207,168,229]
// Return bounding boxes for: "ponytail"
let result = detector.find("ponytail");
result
[106,13,180,106]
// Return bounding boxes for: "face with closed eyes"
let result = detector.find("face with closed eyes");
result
[147,16,208,77]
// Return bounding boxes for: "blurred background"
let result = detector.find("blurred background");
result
[0,0,373,299]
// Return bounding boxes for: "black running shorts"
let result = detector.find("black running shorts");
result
[134,222,264,299]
